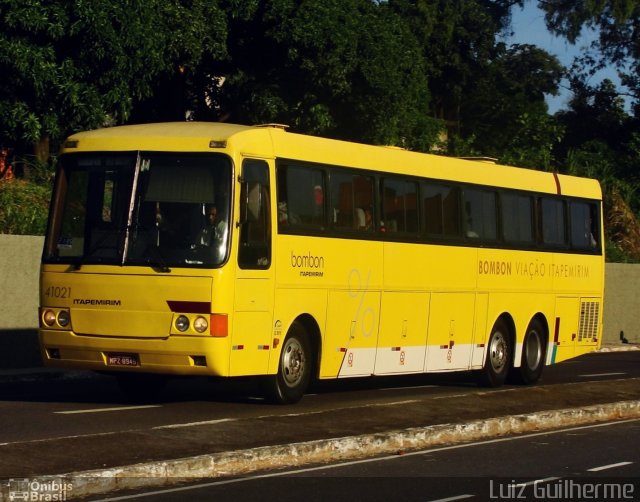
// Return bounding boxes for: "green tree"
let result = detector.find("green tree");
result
[184,0,442,150]
[389,1,564,166]
[0,0,228,157]
[388,0,523,124]
[539,0,640,111]
[458,43,564,169]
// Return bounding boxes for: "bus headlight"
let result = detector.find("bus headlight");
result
[43,310,56,326]
[175,315,190,332]
[57,310,70,327]
[193,316,209,333]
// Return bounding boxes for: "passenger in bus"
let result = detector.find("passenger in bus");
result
[194,204,227,247]
[277,201,300,225]
[586,217,598,248]
[355,207,373,230]
[311,185,324,225]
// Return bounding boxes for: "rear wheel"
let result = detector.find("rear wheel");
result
[515,319,546,384]
[478,318,512,387]
[263,321,311,404]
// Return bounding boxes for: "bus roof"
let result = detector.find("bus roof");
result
[62,122,602,200]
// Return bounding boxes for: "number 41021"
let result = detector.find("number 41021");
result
[45,286,71,299]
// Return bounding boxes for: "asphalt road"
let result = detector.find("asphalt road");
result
[96,418,640,502]
[0,351,638,499]
[1,351,639,445]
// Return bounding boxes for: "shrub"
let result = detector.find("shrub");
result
[0,178,52,235]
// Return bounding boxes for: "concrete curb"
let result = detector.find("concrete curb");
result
[598,345,640,352]
[4,399,639,501]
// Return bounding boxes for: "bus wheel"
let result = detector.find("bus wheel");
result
[515,319,546,384]
[264,322,311,404]
[478,318,511,387]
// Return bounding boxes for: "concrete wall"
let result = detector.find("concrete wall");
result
[0,235,43,329]
[0,234,637,343]
[602,263,640,344]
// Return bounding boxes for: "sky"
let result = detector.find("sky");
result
[508,2,619,113]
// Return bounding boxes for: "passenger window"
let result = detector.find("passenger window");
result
[463,188,497,239]
[330,172,374,231]
[423,183,461,237]
[540,198,567,246]
[501,192,533,244]
[570,201,599,249]
[382,179,419,233]
[277,165,325,230]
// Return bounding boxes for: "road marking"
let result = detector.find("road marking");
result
[153,418,235,429]
[379,384,438,391]
[432,393,468,400]
[257,399,421,420]
[0,417,236,446]
[54,405,161,414]
[587,461,633,472]
[516,476,560,487]
[579,372,626,378]
[426,495,474,502]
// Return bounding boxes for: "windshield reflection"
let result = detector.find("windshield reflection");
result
[44,152,232,269]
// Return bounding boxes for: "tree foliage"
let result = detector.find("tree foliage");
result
[1,0,639,261]
[458,43,564,169]
[190,0,442,150]
[0,0,227,150]
[539,0,640,110]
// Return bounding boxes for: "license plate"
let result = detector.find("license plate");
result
[107,353,139,367]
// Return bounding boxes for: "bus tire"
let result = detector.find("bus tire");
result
[515,318,546,385]
[478,318,512,387]
[263,321,311,404]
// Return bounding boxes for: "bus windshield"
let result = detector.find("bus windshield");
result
[44,152,232,269]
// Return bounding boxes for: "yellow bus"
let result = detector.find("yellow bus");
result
[39,122,604,403]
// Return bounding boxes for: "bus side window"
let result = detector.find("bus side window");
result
[463,188,497,240]
[423,183,461,238]
[539,197,567,247]
[570,201,599,249]
[276,164,325,229]
[239,160,271,269]
[382,178,419,234]
[501,192,533,244]
[330,172,374,231]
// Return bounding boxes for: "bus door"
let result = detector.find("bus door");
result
[424,293,476,371]
[374,292,430,374]
[231,158,275,376]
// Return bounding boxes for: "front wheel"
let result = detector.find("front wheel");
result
[477,318,512,387]
[263,322,311,404]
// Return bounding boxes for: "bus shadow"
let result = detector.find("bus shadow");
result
[0,370,482,406]
[0,328,42,369]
